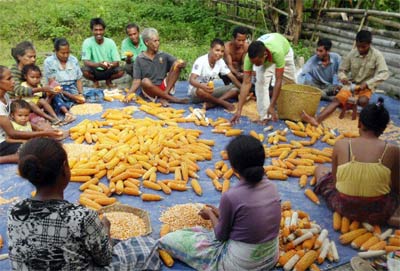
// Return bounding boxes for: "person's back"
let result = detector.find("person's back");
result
[215,179,280,244]
[8,199,111,270]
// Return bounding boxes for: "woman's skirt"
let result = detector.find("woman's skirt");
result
[159,226,279,271]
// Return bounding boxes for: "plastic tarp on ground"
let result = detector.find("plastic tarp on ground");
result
[0,81,399,270]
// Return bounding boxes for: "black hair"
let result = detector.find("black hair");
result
[21,64,41,78]
[248,41,266,58]
[232,26,249,38]
[359,97,389,137]
[356,30,372,44]
[11,41,35,63]
[126,23,140,33]
[226,135,265,184]
[10,99,31,114]
[53,37,69,51]
[18,138,67,188]
[210,38,224,48]
[0,65,8,79]
[90,17,106,30]
[317,38,332,51]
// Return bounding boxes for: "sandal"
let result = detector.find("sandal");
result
[63,113,76,125]
[51,119,63,127]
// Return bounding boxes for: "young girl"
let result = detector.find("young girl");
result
[160,135,281,270]
[8,137,161,270]
[0,66,61,164]
[21,64,62,125]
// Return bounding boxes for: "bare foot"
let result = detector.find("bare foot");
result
[224,103,235,112]
[159,99,170,107]
[301,111,319,127]
[254,119,270,125]
[106,80,117,89]
[93,81,100,88]
[204,102,216,110]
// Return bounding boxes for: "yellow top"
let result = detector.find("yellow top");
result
[336,140,391,197]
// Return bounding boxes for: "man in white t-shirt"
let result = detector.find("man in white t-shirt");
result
[188,38,241,110]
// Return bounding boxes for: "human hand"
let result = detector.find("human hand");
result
[268,106,278,121]
[199,207,213,220]
[99,62,110,69]
[205,204,219,217]
[358,82,368,90]
[230,110,241,124]
[340,78,349,85]
[174,59,185,70]
[74,94,86,104]
[47,129,64,138]
[43,86,58,95]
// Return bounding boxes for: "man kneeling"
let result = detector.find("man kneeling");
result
[188,38,241,111]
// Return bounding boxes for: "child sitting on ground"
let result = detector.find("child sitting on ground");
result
[20,64,62,126]
[7,100,67,143]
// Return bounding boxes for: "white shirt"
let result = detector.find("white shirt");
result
[0,93,11,143]
[188,54,231,96]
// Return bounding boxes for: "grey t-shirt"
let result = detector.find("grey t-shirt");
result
[133,51,176,85]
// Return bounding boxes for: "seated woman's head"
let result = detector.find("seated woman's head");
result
[18,138,69,189]
[11,41,36,65]
[226,135,265,184]
[359,97,389,137]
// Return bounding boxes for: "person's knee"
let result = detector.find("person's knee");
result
[141,78,153,88]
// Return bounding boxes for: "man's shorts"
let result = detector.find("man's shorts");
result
[335,88,372,107]
[81,66,124,81]
[190,84,238,104]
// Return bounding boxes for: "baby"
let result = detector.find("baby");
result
[7,100,67,143]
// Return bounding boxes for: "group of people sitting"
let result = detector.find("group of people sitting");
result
[0,17,399,270]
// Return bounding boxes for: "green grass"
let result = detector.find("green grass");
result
[0,0,313,80]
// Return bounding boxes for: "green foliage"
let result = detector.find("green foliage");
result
[0,0,233,79]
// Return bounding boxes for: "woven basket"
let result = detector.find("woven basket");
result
[277,84,322,122]
[98,203,152,236]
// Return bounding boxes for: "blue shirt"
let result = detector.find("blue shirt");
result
[298,52,341,87]
[43,54,83,85]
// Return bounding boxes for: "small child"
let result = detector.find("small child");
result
[21,64,62,125]
[7,100,67,143]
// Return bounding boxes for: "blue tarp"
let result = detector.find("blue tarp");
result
[0,81,399,270]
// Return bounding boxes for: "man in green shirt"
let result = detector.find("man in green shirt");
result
[121,23,147,77]
[231,33,296,124]
[81,18,124,88]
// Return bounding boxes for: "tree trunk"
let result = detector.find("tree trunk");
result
[302,23,400,48]
[304,8,400,19]
[307,19,400,39]
[364,16,400,30]
[292,0,303,44]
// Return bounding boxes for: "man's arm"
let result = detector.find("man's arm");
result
[364,52,389,90]
[268,68,284,121]
[0,116,61,139]
[230,72,252,123]
[226,72,242,89]
[189,73,212,93]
